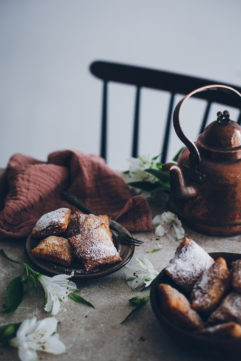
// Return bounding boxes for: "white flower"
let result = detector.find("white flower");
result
[38,273,77,315]
[10,317,66,361]
[127,155,158,183]
[153,211,185,241]
[125,257,158,289]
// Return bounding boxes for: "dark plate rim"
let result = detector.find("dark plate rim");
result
[25,233,135,279]
[150,252,241,348]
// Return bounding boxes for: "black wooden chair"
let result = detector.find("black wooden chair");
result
[90,60,241,163]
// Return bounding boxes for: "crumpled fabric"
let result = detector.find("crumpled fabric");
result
[0,150,153,239]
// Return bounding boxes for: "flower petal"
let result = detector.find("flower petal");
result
[44,289,53,313]
[51,296,61,316]
[42,334,66,354]
[32,317,58,341]
[18,346,38,361]
[15,318,37,344]
[154,224,166,237]
[125,257,157,290]
[153,212,184,241]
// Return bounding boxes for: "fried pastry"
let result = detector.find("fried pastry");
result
[158,283,203,330]
[231,260,241,293]
[66,211,108,237]
[191,257,230,315]
[69,223,121,271]
[165,237,214,292]
[31,236,73,266]
[208,292,241,325]
[32,208,71,239]
[200,322,241,339]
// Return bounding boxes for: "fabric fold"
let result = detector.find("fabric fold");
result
[0,150,153,240]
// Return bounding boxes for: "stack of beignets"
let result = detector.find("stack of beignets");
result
[158,237,241,339]
[31,208,121,271]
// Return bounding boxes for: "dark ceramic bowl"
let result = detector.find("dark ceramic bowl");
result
[150,252,241,356]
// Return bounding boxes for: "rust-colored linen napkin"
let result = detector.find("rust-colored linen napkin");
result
[0,150,153,239]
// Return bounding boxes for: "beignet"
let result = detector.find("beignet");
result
[231,260,241,293]
[165,237,214,292]
[69,223,121,271]
[191,257,230,315]
[31,236,73,266]
[158,283,203,330]
[32,208,71,239]
[200,322,241,339]
[66,211,108,237]
[208,292,241,325]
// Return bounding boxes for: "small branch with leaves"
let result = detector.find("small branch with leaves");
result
[121,296,150,324]
[125,149,184,196]
[0,249,94,315]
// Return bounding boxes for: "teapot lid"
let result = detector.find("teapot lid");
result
[197,111,241,160]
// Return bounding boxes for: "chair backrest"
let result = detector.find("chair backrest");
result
[90,60,241,163]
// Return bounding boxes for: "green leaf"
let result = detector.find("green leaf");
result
[69,292,95,309]
[129,296,149,307]
[151,154,160,161]
[138,258,147,266]
[126,277,136,282]
[1,276,24,313]
[128,181,161,191]
[146,248,162,254]
[145,169,170,182]
[121,296,149,324]
[172,147,185,162]
[0,323,21,345]
[155,162,163,169]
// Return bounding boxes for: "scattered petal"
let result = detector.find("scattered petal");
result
[10,317,66,361]
[152,211,185,241]
[125,257,158,290]
[38,273,77,315]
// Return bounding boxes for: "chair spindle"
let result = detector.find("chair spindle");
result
[132,87,141,158]
[101,81,108,160]
[161,93,175,163]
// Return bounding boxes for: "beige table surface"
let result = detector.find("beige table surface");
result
[1,170,241,361]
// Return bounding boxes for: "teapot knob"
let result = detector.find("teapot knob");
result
[217,110,230,124]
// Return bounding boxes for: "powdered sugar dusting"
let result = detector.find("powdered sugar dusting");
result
[191,257,229,311]
[33,208,70,234]
[232,260,241,292]
[69,224,121,271]
[165,238,214,291]
[74,227,119,260]
[209,292,241,324]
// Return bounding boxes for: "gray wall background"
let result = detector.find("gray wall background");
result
[1,0,241,169]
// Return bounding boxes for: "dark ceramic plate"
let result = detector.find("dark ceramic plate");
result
[25,233,134,279]
[150,252,241,356]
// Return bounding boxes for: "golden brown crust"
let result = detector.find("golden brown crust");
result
[231,260,241,293]
[66,212,108,237]
[208,292,241,325]
[32,208,71,239]
[69,222,121,271]
[191,257,230,315]
[200,322,241,339]
[31,236,73,266]
[158,283,203,330]
[165,237,214,292]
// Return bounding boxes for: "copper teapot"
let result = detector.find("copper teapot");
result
[164,84,241,236]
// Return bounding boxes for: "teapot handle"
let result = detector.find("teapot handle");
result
[173,84,241,168]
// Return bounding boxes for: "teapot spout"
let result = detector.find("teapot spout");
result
[163,162,197,200]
